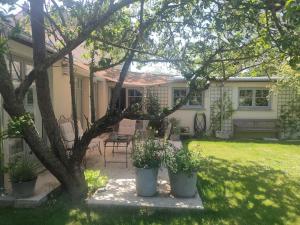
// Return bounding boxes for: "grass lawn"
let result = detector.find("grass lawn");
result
[0,139,299,225]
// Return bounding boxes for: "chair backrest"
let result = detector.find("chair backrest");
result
[76,120,85,137]
[59,121,75,142]
[118,119,136,136]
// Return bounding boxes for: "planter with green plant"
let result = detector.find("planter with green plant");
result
[165,147,201,198]
[132,133,163,197]
[1,113,36,198]
[8,156,37,198]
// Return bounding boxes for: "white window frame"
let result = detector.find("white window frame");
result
[238,88,271,110]
[172,87,204,109]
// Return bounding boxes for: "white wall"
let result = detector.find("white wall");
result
[164,80,278,135]
[167,81,210,134]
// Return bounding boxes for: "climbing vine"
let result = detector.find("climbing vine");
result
[210,93,234,135]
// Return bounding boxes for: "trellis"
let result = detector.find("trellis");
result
[146,85,169,108]
[277,88,300,138]
[209,85,233,134]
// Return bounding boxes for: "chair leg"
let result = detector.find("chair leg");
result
[98,142,102,156]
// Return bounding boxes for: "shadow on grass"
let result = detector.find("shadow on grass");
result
[0,157,299,225]
[197,157,300,225]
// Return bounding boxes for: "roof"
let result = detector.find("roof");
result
[226,77,278,82]
[96,68,178,86]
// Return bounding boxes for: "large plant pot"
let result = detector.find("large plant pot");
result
[135,167,158,197]
[168,171,197,198]
[12,177,37,198]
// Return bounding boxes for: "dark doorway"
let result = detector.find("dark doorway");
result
[111,88,126,111]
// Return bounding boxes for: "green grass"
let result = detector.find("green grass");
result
[0,139,299,225]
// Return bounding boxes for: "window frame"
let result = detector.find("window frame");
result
[172,87,204,109]
[238,87,271,110]
[127,88,143,107]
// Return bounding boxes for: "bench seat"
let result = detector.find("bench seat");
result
[233,119,279,138]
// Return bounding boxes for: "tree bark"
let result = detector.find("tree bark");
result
[89,49,96,123]
[68,52,79,141]
[29,0,87,199]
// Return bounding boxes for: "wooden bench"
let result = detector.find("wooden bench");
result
[233,119,279,138]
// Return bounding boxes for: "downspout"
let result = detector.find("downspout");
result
[0,97,4,195]
[220,82,224,131]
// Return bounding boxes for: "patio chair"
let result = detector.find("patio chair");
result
[104,119,137,164]
[58,116,102,159]
[117,118,137,137]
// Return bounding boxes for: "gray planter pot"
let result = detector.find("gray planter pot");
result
[135,167,158,197]
[12,177,37,198]
[168,171,197,198]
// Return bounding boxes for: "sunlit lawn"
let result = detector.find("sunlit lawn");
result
[0,139,299,225]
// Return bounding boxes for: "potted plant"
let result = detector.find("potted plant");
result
[165,147,201,198]
[2,113,36,198]
[132,133,162,197]
[8,156,37,198]
[169,118,181,141]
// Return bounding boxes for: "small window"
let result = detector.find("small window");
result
[10,60,21,80]
[173,88,203,108]
[239,90,253,106]
[239,88,270,108]
[26,89,34,105]
[173,88,187,105]
[128,89,143,106]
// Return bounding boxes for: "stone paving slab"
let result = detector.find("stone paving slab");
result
[87,178,204,211]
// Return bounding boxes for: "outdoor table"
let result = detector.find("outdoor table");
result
[103,133,132,168]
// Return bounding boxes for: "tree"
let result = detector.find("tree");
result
[0,0,298,200]
[0,0,193,200]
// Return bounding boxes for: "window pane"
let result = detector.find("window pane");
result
[255,97,269,106]
[128,89,142,106]
[10,60,21,80]
[26,89,34,105]
[255,89,269,106]
[239,90,253,106]
[128,89,142,97]
[189,92,203,106]
[173,89,186,105]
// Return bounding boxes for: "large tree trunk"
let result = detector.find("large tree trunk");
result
[29,0,87,200]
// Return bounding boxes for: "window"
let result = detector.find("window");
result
[173,88,203,108]
[239,88,270,108]
[10,60,21,80]
[128,89,143,106]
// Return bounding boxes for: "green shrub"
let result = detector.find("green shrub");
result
[132,133,164,168]
[84,170,108,195]
[165,146,202,176]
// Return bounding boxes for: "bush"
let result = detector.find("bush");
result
[84,170,108,195]
[8,156,37,183]
[132,133,164,169]
[164,146,202,176]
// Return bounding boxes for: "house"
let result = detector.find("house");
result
[0,31,298,192]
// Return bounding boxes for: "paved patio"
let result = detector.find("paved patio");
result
[0,170,60,208]
[86,137,204,211]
